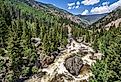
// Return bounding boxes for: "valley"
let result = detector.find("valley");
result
[0,0,121,82]
[26,25,103,82]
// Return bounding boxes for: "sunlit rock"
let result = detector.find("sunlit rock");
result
[64,56,83,76]
[31,38,41,47]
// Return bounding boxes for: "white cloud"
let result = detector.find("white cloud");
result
[110,0,121,10]
[67,1,80,9]
[72,6,75,9]
[91,0,121,14]
[76,1,80,5]
[81,0,100,5]
[91,5,110,14]
[68,2,75,7]
[68,6,72,9]
[53,4,56,6]
[81,9,89,15]
[75,5,80,8]
[102,2,109,6]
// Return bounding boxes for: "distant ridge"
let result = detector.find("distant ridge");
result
[19,0,89,27]
[90,6,121,29]
[77,13,108,24]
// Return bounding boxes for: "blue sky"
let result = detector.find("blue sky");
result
[35,0,121,15]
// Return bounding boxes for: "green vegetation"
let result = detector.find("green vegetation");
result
[0,0,121,82]
[0,0,85,81]
[90,27,121,82]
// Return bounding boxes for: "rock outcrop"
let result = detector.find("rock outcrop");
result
[64,56,83,76]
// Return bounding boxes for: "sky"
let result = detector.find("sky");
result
[35,0,121,15]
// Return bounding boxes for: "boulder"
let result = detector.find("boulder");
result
[31,38,41,47]
[50,51,59,57]
[50,74,64,82]
[41,55,55,68]
[79,64,91,75]
[64,56,83,76]
[31,38,41,43]
[40,50,60,68]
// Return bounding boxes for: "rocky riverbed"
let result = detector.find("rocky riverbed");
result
[25,26,103,82]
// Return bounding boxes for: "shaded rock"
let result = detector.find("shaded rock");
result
[40,50,60,68]
[50,51,59,58]
[64,56,83,76]
[16,77,28,82]
[79,64,90,75]
[36,47,43,55]
[41,55,55,68]
[35,60,41,68]
[81,80,88,82]
[36,72,46,78]
[50,74,64,82]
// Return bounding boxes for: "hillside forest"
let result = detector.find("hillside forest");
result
[0,0,121,82]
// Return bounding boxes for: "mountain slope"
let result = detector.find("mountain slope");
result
[0,0,90,81]
[77,13,107,24]
[1,0,121,82]
[19,0,89,27]
[90,6,121,29]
